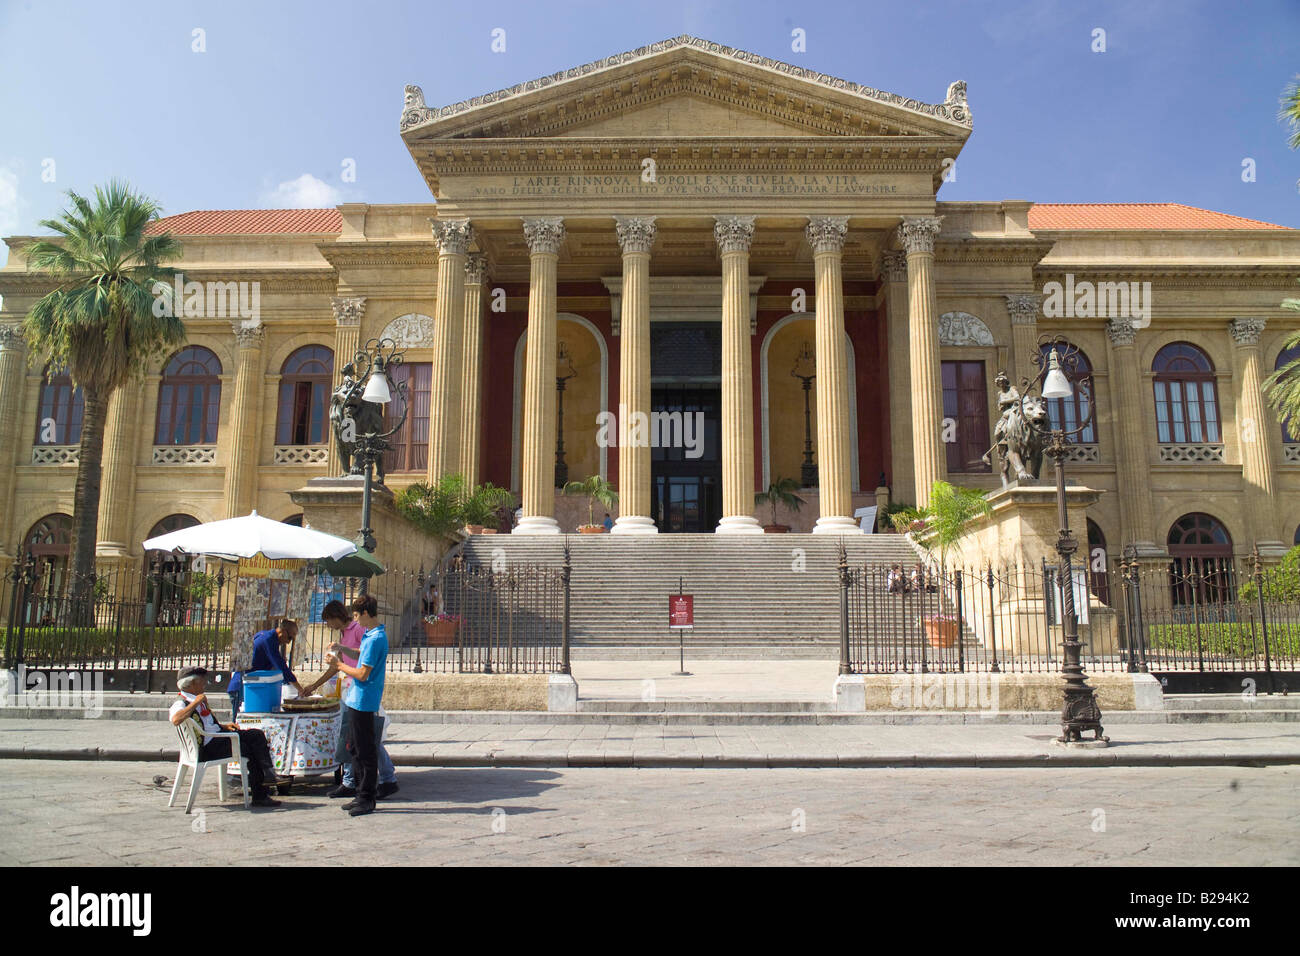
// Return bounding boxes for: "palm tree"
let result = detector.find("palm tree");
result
[22,181,185,619]
[1281,74,1300,190]
[1262,284,1300,428]
[754,477,806,529]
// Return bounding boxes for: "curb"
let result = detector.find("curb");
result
[3,747,1298,769]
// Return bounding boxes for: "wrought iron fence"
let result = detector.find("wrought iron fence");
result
[846,551,1300,685]
[3,550,566,682]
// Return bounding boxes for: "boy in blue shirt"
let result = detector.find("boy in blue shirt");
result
[326,594,387,817]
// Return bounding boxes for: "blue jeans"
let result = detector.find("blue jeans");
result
[337,707,395,786]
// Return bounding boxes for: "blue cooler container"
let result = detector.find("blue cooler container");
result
[242,670,284,713]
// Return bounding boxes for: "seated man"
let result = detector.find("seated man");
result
[169,666,283,808]
[226,618,305,716]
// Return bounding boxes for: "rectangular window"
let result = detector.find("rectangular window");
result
[941,360,990,473]
[385,363,431,472]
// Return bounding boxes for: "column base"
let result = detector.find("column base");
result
[513,516,561,535]
[611,515,658,535]
[1254,539,1290,562]
[715,515,764,535]
[813,515,863,535]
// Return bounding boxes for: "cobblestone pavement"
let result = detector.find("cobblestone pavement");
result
[0,760,1295,866]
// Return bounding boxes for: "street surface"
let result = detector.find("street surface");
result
[1,760,1295,866]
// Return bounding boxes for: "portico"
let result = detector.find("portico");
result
[399,36,972,532]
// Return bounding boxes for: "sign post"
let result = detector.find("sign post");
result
[668,577,693,676]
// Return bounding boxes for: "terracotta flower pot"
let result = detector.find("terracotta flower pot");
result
[579,525,605,534]
[466,524,485,534]
[763,524,790,533]
[922,616,961,649]
[423,619,459,646]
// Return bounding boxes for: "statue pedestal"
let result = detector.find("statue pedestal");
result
[289,476,453,571]
[950,482,1118,658]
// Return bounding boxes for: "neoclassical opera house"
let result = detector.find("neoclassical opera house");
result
[2,36,1299,578]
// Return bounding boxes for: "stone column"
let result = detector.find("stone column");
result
[713,216,763,535]
[881,251,913,502]
[899,216,946,509]
[1005,293,1042,379]
[1105,318,1159,554]
[0,325,27,560]
[807,216,859,534]
[1230,317,1286,556]
[459,254,488,485]
[329,296,365,476]
[427,218,473,482]
[612,216,659,534]
[222,323,265,518]
[516,217,565,534]
[96,379,143,558]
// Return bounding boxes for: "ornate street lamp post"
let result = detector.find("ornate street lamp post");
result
[790,340,817,488]
[1018,335,1109,744]
[554,339,578,488]
[332,337,408,560]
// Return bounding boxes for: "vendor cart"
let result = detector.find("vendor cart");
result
[229,698,343,791]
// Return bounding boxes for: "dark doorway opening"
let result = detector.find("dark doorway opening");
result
[650,323,722,533]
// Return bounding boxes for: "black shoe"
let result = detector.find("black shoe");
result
[341,799,360,811]
[250,794,281,808]
[328,785,356,799]
[348,801,376,817]
[377,781,399,799]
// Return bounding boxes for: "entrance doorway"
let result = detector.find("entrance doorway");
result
[649,323,722,533]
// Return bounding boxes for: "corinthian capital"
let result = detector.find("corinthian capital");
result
[331,296,366,327]
[1005,294,1042,326]
[464,253,488,285]
[430,218,475,256]
[1106,317,1136,348]
[897,216,944,255]
[805,216,849,255]
[1229,317,1266,346]
[522,217,566,255]
[614,216,657,255]
[232,321,264,349]
[880,251,908,283]
[0,324,24,351]
[713,215,755,254]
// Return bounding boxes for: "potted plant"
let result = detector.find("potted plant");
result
[882,502,920,535]
[754,477,806,532]
[563,475,618,533]
[912,481,992,649]
[461,482,515,534]
[423,612,460,646]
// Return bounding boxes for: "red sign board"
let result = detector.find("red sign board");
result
[669,595,694,629]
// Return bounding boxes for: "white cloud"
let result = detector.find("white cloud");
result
[0,164,22,272]
[260,173,341,208]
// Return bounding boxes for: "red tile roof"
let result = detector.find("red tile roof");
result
[1028,203,1289,231]
[145,209,342,236]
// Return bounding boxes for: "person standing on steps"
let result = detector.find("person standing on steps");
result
[325,594,388,817]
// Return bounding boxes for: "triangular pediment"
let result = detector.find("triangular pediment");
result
[400,35,972,142]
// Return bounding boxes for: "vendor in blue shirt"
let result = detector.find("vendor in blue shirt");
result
[227,618,305,715]
[325,594,387,817]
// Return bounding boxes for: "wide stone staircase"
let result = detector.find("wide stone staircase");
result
[457,532,955,659]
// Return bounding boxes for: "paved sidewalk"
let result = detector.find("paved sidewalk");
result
[1,717,1297,767]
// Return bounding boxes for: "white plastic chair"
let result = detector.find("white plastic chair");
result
[169,717,251,813]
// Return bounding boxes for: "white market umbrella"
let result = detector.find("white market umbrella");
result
[142,510,357,562]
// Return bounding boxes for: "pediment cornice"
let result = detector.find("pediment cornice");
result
[401,35,971,141]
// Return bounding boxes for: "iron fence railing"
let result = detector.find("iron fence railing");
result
[846,550,1300,682]
[3,550,566,680]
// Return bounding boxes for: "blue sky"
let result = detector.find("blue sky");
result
[1,0,1297,261]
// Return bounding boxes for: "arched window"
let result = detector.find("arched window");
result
[34,366,84,446]
[1274,343,1300,443]
[282,514,304,527]
[1040,343,1095,443]
[276,346,333,445]
[1167,512,1234,605]
[1086,519,1110,606]
[155,347,222,445]
[144,514,203,625]
[1153,343,1220,444]
[24,514,72,623]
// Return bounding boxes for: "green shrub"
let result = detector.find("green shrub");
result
[1240,545,1300,601]
[1143,622,1300,658]
[14,626,233,660]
